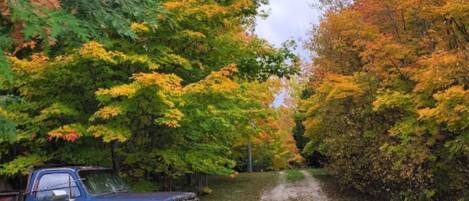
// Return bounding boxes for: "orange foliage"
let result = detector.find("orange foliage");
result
[48,125,80,142]
[31,0,61,9]
[0,0,8,16]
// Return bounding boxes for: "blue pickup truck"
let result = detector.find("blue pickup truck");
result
[0,166,199,201]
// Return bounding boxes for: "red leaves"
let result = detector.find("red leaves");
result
[63,130,79,142]
[48,126,81,142]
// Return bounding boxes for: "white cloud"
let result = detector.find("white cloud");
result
[255,0,322,60]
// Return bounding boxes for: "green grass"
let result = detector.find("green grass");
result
[201,171,278,201]
[285,169,304,183]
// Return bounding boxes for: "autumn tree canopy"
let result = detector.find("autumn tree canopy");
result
[0,0,301,189]
[301,0,468,200]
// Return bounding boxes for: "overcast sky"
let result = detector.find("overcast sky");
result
[255,0,323,108]
[255,0,322,61]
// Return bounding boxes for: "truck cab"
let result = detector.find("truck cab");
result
[22,166,198,201]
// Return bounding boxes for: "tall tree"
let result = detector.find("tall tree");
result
[0,0,300,190]
[302,0,468,200]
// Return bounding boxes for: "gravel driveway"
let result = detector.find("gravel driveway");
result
[260,170,330,201]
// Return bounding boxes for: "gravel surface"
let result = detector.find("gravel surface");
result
[261,170,330,201]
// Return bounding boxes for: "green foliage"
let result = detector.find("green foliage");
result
[238,40,300,81]
[0,0,298,186]
[6,0,164,44]
[8,0,88,45]
[0,155,45,176]
[0,114,15,143]
[0,32,12,86]
[108,0,298,84]
[0,96,18,143]
[59,0,164,39]
[130,180,160,193]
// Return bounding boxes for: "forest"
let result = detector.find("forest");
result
[299,0,468,200]
[0,0,468,201]
[0,0,302,190]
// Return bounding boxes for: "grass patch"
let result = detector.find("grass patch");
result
[201,171,278,201]
[285,169,304,183]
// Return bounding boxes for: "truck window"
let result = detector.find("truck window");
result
[79,170,129,195]
[35,173,80,200]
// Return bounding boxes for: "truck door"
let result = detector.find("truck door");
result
[28,172,85,201]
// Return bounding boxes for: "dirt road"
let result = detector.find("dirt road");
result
[260,170,330,201]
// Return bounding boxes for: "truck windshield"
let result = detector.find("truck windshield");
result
[79,170,130,195]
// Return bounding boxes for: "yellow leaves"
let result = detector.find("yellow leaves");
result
[131,22,151,33]
[372,91,413,112]
[194,4,227,17]
[249,111,304,169]
[9,53,48,75]
[418,86,469,132]
[163,54,192,70]
[230,0,254,11]
[0,107,7,117]
[436,0,469,19]
[87,125,130,143]
[163,0,234,18]
[94,70,176,101]
[79,42,159,68]
[218,64,239,76]
[162,1,186,10]
[433,85,467,103]
[181,30,205,39]
[360,34,412,77]
[155,109,184,128]
[303,0,468,197]
[79,41,114,63]
[94,72,184,132]
[242,78,281,107]
[303,118,322,137]
[164,0,254,16]
[185,64,239,93]
[96,84,137,99]
[322,74,363,101]
[132,73,183,92]
[0,155,45,176]
[417,108,435,121]
[91,105,123,121]
[413,51,468,97]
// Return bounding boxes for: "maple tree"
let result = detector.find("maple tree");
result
[0,0,300,191]
[301,0,468,200]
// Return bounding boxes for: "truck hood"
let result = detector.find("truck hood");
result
[93,192,198,201]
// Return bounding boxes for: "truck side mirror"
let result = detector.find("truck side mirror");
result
[52,190,68,200]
